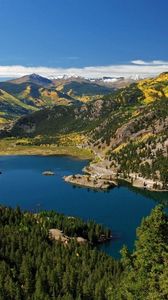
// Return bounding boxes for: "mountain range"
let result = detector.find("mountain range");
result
[0,74,133,125]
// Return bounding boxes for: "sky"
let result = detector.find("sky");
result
[0,0,168,78]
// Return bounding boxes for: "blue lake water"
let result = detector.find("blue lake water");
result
[0,155,167,258]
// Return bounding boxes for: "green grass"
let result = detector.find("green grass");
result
[0,138,94,159]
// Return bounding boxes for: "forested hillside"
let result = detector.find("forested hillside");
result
[110,205,168,300]
[0,205,168,299]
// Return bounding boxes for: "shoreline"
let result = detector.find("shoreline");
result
[64,174,117,190]
[119,177,168,192]
[82,164,168,193]
[0,139,167,192]
[0,151,90,160]
[0,146,93,160]
[0,150,167,192]
[64,173,168,192]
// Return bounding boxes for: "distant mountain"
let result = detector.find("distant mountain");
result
[0,73,129,124]
[92,76,135,88]
[52,76,115,101]
[0,81,77,107]
[8,73,53,87]
[0,76,81,124]
[52,75,134,84]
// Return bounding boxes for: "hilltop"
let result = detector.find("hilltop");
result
[0,72,168,190]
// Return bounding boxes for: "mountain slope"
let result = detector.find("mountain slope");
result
[0,88,38,123]
[0,81,77,107]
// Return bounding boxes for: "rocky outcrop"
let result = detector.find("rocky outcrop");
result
[49,228,87,244]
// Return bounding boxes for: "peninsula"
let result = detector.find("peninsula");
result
[64,173,117,190]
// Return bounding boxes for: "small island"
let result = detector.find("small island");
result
[42,170,55,176]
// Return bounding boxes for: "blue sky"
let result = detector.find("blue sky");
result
[0,0,168,78]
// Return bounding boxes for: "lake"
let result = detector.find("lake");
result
[0,155,167,258]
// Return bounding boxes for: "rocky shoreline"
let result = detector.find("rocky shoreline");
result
[63,160,168,192]
[127,176,168,192]
[64,174,117,190]
[84,162,168,192]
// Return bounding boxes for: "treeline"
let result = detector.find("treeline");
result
[1,205,168,299]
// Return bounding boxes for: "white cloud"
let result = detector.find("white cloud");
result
[0,60,168,79]
[131,60,168,65]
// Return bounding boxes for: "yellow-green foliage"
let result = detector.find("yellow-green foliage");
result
[55,84,64,92]
[0,89,37,112]
[163,85,168,97]
[19,85,31,99]
[0,118,7,124]
[0,137,93,159]
[18,86,47,107]
[77,95,101,103]
[131,110,140,117]
[15,138,32,145]
[57,133,87,146]
[0,111,7,123]
[40,88,71,106]
[138,73,168,104]
[134,132,154,144]
[113,142,127,153]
